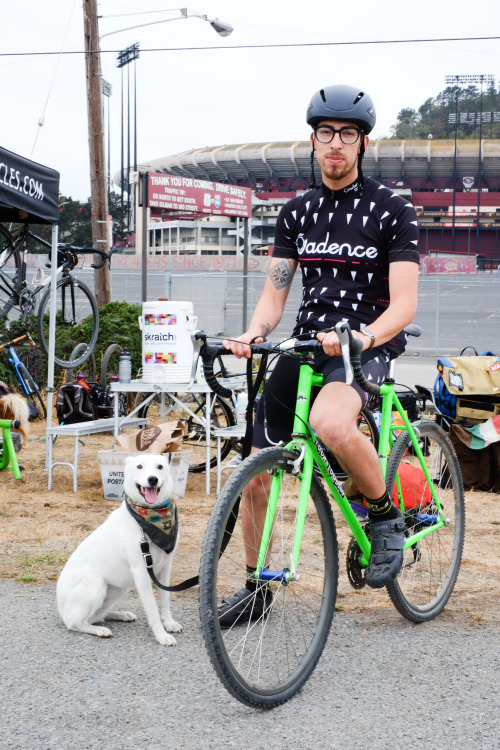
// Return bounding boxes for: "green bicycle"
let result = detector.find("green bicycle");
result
[197,323,465,708]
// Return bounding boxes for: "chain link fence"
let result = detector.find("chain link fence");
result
[106,270,500,355]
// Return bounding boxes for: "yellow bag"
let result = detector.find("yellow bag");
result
[438,355,500,423]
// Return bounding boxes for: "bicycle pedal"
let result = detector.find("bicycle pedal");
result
[346,536,367,590]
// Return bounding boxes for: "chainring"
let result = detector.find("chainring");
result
[346,535,367,590]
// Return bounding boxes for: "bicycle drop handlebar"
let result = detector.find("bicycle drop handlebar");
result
[196,322,422,399]
[56,244,114,269]
[195,325,372,398]
[0,333,36,351]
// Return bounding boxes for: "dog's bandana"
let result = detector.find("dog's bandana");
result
[125,496,178,554]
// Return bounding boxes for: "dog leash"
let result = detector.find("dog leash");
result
[138,354,270,592]
[140,534,199,592]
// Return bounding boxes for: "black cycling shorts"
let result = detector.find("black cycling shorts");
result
[252,347,392,449]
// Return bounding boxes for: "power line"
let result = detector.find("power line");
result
[1,35,500,58]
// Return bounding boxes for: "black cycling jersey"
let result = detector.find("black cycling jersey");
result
[272,177,420,356]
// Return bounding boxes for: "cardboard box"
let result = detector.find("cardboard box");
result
[98,449,190,501]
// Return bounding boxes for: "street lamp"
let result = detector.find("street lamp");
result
[85,5,233,302]
[98,8,233,302]
[99,7,233,41]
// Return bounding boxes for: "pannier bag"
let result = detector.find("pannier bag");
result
[56,380,96,425]
[434,354,500,423]
[391,462,432,509]
[448,416,500,492]
[345,463,431,511]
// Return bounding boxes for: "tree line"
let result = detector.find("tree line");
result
[22,190,128,250]
[391,81,500,140]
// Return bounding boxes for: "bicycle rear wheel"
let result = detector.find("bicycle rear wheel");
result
[37,276,99,369]
[385,420,465,622]
[199,446,338,708]
[0,225,22,317]
[135,391,235,472]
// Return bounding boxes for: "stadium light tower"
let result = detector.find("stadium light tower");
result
[445,74,494,257]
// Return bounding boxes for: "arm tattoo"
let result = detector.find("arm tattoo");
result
[269,259,292,290]
[260,323,271,338]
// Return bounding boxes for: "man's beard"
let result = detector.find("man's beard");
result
[320,155,358,183]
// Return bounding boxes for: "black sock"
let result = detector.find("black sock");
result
[365,491,400,521]
[245,565,257,591]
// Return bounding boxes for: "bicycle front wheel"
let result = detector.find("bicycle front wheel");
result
[199,446,338,708]
[0,225,22,317]
[385,420,465,622]
[37,277,99,368]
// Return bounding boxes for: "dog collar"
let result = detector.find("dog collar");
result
[125,496,178,554]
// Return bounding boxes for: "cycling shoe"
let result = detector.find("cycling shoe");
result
[218,586,272,628]
[365,514,406,589]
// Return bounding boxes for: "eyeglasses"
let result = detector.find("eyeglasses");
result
[314,125,362,145]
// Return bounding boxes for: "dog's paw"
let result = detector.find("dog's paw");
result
[162,617,183,634]
[105,610,137,622]
[155,631,177,647]
[93,625,113,638]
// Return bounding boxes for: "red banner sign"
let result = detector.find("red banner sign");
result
[148,173,252,218]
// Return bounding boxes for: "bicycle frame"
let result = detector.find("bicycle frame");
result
[255,359,447,584]
[0,224,108,313]
[0,336,39,398]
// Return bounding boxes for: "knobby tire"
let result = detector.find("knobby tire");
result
[199,446,338,708]
[385,420,465,622]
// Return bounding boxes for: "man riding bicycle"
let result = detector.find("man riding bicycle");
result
[221,84,420,625]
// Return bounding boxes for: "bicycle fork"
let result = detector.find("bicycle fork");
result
[254,443,312,585]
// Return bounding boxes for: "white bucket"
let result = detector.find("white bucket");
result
[140,300,197,383]
[97,449,191,501]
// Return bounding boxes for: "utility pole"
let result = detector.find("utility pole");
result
[83,0,112,306]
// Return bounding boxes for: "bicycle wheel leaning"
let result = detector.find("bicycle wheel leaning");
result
[37,276,99,369]
[136,391,236,472]
[385,420,465,622]
[0,225,22,317]
[17,362,46,418]
[199,446,338,708]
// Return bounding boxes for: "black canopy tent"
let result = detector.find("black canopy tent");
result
[0,146,60,225]
[0,146,60,445]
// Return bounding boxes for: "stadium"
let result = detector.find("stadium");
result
[131,138,500,269]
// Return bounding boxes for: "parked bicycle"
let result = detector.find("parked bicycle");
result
[0,223,113,369]
[63,342,130,419]
[134,387,237,473]
[197,323,465,708]
[0,333,46,417]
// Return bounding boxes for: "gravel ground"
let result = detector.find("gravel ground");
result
[1,581,498,750]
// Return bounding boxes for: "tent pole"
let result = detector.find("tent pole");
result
[44,223,59,469]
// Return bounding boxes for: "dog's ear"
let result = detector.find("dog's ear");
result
[124,455,142,470]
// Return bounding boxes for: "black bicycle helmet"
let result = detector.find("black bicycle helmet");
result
[306,85,376,134]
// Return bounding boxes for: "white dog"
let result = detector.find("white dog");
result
[57,454,182,646]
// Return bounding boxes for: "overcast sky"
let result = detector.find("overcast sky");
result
[2,0,499,201]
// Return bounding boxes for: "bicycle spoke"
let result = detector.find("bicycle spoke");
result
[199,446,338,708]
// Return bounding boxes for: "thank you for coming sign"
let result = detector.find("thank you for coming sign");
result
[148,173,252,218]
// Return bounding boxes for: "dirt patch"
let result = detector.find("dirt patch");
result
[1,417,499,624]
